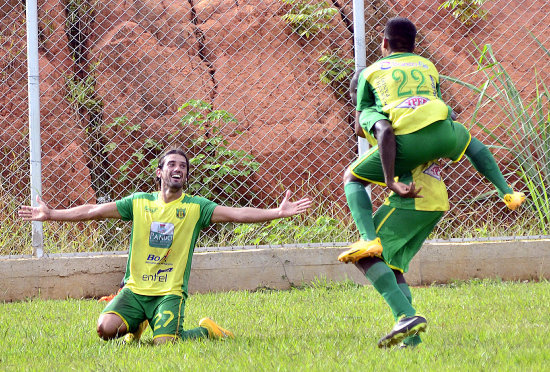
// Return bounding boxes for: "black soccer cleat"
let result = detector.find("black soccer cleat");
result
[377,315,427,348]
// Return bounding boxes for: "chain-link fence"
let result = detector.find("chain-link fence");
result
[1,0,549,257]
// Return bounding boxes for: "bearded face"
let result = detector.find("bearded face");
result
[157,154,188,191]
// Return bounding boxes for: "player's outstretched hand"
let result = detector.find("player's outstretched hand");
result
[18,196,50,221]
[387,181,423,199]
[278,190,312,217]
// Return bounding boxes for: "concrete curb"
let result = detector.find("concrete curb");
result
[1,239,548,302]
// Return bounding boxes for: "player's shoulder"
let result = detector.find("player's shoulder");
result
[380,53,437,69]
[116,192,158,208]
[128,191,158,201]
[362,61,382,80]
[181,193,217,207]
[418,53,437,66]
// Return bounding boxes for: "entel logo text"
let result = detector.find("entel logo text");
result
[142,271,170,282]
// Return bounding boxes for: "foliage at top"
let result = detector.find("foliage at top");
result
[178,100,261,205]
[102,100,260,207]
[280,0,338,39]
[438,0,490,26]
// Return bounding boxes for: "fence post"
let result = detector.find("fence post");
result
[352,0,368,157]
[352,0,371,201]
[25,0,44,257]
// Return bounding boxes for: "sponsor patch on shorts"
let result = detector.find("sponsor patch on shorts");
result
[423,163,442,180]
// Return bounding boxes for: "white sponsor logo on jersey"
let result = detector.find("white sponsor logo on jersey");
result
[396,96,430,109]
[380,60,430,70]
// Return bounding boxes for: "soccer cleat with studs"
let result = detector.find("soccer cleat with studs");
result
[338,238,383,263]
[377,315,427,349]
[503,191,526,210]
[199,317,234,340]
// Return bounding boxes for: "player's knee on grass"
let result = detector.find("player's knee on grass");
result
[96,313,127,340]
[153,336,177,345]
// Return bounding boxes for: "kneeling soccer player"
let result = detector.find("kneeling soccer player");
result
[19,147,312,345]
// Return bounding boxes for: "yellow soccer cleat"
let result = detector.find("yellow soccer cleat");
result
[124,320,149,343]
[503,191,526,210]
[199,317,234,340]
[338,237,383,264]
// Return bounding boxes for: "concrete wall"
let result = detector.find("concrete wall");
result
[1,239,549,302]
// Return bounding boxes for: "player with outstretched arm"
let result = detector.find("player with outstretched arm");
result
[19,147,312,345]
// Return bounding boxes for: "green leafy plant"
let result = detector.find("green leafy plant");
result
[280,0,337,39]
[102,100,260,206]
[103,116,162,191]
[438,0,490,26]
[179,100,260,205]
[318,50,354,99]
[65,63,103,112]
[442,40,549,233]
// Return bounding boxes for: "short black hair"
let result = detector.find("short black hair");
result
[156,147,190,188]
[384,17,416,52]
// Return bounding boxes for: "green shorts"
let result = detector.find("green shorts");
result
[374,205,444,273]
[102,287,186,340]
[350,119,471,184]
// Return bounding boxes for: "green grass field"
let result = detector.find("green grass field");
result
[1,279,549,371]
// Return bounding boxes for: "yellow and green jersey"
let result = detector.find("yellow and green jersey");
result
[356,53,450,136]
[384,161,449,212]
[115,192,217,298]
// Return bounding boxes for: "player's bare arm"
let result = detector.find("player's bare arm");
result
[18,196,122,222]
[210,190,312,223]
[373,119,423,199]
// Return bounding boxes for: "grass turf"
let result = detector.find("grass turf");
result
[1,279,548,371]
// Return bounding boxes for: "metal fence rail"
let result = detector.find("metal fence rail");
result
[1,0,549,256]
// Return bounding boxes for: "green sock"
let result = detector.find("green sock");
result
[180,326,209,340]
[465,138,513,197]
[365,262,416,319]
[398,282,422,346]
[344,181,377,241]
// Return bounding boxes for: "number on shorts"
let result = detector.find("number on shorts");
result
[153,310,175,330]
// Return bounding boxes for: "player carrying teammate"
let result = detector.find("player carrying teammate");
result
[339,17,525,263]
[19,148,312,345]
[355,160,447,348]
